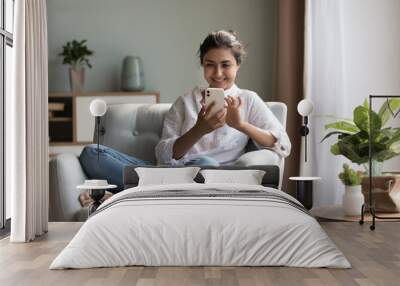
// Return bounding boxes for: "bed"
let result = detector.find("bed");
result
[50,183,351,269]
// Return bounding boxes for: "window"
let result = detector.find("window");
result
[1,0,14,231]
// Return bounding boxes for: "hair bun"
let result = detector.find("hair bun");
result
[198,30,246,65]
[227,30,238,39]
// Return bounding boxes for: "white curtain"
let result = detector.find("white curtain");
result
[8,0,49,242]
[301,0,348,207]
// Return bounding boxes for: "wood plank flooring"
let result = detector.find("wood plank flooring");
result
[0,222,399,286]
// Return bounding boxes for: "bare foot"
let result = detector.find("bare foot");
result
[79,192,93,207]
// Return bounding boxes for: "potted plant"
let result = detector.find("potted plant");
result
[322,99,400,212]
[339,163,364,216]
[321,98,400,176]
[59,39,94,93]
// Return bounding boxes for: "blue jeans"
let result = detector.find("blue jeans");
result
[79,144,219,193]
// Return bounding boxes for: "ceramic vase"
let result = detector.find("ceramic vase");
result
[121,56,145,91]
[343,185,364,216]
[69,67,85,93]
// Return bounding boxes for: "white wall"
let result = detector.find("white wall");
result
[47,0,277,103]
[342,0,400,172]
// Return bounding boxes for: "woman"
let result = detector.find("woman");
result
[155,30,291,166]
[80,30,291,192]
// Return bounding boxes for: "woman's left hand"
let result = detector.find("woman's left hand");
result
[225,96,244,130]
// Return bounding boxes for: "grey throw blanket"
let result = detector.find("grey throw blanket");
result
[90,189,310,218]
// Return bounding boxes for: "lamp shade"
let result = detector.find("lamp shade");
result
[297,99,314,116]
[89,99,107,117]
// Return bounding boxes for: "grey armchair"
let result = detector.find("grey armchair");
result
[49,102,287,222]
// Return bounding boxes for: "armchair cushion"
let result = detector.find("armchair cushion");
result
[234,149,281,166]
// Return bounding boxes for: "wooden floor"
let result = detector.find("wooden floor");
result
[0,222,399,286]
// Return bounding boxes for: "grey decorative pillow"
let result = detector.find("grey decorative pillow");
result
[135,167,201,186]
[200,169,266,185]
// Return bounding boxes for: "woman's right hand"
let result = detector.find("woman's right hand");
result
[194,102,227,135]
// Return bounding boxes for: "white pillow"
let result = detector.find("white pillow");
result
[200,169,266,185]
[135,167,201,186]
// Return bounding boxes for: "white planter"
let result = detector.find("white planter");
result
[342,185,364,216]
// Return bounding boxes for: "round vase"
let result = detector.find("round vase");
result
[121,56,145,91]
[342,185,364,216]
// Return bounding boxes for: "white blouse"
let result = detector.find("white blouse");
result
[155,84,291,165]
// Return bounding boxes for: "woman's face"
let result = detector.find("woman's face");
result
[202,48,240,90]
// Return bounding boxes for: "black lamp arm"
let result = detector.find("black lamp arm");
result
[96,116,100,161]
[299,116,309,162]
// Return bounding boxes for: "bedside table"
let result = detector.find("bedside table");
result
[289,176,321,210]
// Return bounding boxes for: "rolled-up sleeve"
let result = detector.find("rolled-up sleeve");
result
[248,94,291,158]
[155,97,185,165]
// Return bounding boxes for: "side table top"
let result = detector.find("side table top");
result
[289,176,321,181]
[77,179,117,190]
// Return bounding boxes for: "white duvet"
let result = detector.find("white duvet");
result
[50,183,351,269]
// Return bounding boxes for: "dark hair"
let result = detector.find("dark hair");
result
[198,30,246,65]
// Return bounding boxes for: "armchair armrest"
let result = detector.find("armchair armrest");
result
[49,153,88,221]
[235,149,284,189]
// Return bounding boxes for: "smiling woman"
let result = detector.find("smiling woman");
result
[199,30,245,90]
[154,30,291,166]
[202,48,240,90]
[77,30,291,194]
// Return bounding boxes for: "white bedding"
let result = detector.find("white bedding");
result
[50,183,351,269]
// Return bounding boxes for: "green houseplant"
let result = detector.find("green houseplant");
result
[338,163,364,186]
[59,39,94,92]
[338,163,365,216]
[321,98,400,176]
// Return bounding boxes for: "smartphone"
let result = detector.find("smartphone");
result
[204,88,225,116]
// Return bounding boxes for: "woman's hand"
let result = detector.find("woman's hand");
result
[225,96,243,130]
[194,102,227,135]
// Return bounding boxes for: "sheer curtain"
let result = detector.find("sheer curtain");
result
[302,0,347,207]
[8,0,49,242]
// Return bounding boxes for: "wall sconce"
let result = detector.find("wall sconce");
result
[297,99,314,162]
[89,99,107,161]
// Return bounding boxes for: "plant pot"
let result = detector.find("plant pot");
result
[342,185,364,216]
[361,175,400,212]
[69,67,85,93]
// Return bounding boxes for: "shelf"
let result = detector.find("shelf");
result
[49,117,72,122]
[49,91,160,100]
[48,102,66,111]
[49,92,73,98]
[49,141,92,146]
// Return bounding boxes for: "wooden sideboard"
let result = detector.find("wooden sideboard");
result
[48,91,159,156]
